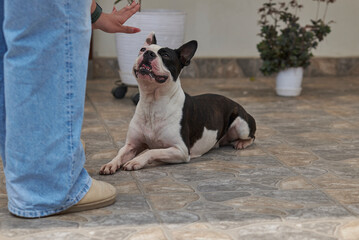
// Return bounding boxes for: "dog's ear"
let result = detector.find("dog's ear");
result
[144,32,157,46]
[176,40,198,66]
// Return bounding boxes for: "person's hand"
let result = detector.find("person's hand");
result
[93,1,141,34]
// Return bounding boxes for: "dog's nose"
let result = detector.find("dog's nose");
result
[143,50,156,61]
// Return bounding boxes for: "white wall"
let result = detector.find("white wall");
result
[93,0,359,58]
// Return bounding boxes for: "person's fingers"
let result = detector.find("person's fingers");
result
[118,2,140,16]
[119,25,141,34]
[112,6,117,14]
[123,1,137,11]
[121,4,140,20]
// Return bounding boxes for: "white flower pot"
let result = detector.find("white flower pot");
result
[276,67,304,97]
[115,10,186,86]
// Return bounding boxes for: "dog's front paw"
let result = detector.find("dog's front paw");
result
[99,161,120,175]
[122,159,145,171]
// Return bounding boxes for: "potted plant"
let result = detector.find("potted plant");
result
[112,0,186,104]
[257,0,336,97]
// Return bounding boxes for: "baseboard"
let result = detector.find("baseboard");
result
[89,57,359,79]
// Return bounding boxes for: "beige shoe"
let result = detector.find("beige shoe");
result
[61,178,116,214]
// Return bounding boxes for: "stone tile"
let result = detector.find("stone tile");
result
[329,167,359,180]
[312,145,359,161]
[171,170,235,182]
[285,205,352,220]
[235,147,267,157]
[234,223,336,240]
[266,144,318,166]
[0,218,79,238]
[82,212,157,227]
[0,170,6,195]
[338,220,359,240]
[342,158,359,166]
[77,208,113,216]
[189,159,252,173]
[235,155,283,169]
[134,170,168,182]
[171,228,233,240]
[197,179,277,192]
[21,231,94,240]
[149,193,199,210]
[254,190,334,206]
[325,189,359,204]
[87,149,118,162]
[292,166,328,178]
[0,194,7,209]
[204,211,281,229]
[142,178,194,194]
[91,169,134,183]
[237,167,296,186]
[186,201,233,212]
[346,204,359,215]
[297,222,341,237]
[51,214,89,223]
[279,176,314,190]
[284,132,341,147]
[255,137,286,148]
[158,211,200,225]
[111,194,150,211]
[240,207,288,217]
[128,227,168,240]
[225,196,304,210]
[312,173,359,189]
[114,181,141,194]
[202,192,251,202]
[87,228,133,240]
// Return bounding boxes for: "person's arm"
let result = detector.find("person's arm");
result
[91,0,141,34]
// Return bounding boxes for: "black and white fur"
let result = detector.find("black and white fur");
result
[99,33,256,174]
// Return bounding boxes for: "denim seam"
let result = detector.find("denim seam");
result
[0,0,6,163]
[64,0,75,187]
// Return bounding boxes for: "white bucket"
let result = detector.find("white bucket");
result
[276,67,304,97]
[115,10,186,86]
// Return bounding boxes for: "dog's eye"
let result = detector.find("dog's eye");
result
[162,53,169,58]
[140,48,146,52]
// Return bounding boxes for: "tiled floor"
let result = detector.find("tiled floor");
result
[1,76,359,239]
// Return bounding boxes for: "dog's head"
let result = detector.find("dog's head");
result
[133,32,197,85]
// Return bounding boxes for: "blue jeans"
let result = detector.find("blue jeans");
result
[0,0,92,217]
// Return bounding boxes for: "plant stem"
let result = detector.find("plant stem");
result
[316,0,320,20]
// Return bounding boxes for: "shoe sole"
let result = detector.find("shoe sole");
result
[59,194,116,214]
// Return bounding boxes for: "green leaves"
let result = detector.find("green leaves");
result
[257,0,335,76]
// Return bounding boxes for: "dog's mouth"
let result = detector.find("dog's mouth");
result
[134,63,168,83]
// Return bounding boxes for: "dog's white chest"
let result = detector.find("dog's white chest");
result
[190,127,218,158]
[142,120,170,148]
[133,90,187,150]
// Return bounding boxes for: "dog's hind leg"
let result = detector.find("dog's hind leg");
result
[232,138,255,150]
[222,116,255,150]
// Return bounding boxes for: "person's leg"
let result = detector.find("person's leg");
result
[3,0,95,218]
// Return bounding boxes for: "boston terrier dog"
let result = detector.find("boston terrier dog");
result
[99,32,256,174]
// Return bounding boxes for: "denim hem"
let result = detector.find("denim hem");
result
[7,176,92,218]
